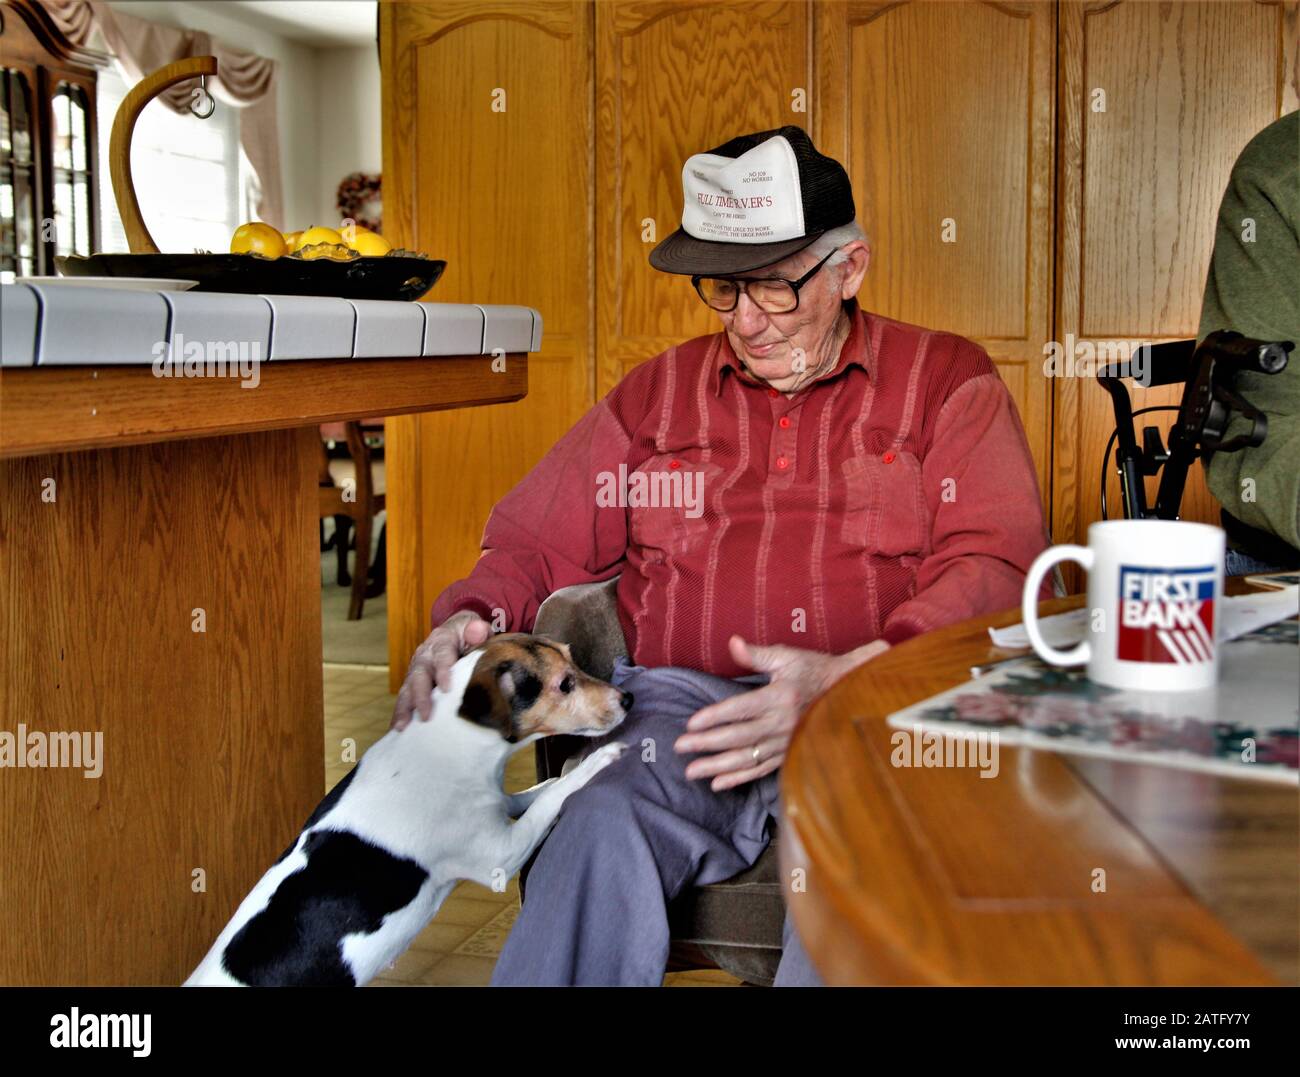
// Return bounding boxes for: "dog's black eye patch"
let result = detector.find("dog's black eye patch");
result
[223,829,428,987]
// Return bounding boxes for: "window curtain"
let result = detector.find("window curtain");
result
[44,0,284,228]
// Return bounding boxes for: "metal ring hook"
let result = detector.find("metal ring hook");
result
[190,75,215,120]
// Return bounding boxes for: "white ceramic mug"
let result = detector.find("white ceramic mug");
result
[1021,520,1225,691]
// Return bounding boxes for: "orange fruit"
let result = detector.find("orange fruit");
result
[345,230,391,257]
[298,225,343,248]
[230,221,285,258]
[282,229,304,253]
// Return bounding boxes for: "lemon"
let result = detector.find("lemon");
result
[230,221,285,258]
[282,229,304,253]
[346,230,392,257]
[298,225,343,248]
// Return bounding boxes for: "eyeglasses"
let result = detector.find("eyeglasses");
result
[692,248,838,314]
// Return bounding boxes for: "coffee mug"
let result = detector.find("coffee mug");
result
[1021,519,1225,691]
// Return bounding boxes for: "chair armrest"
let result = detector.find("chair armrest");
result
[531,576,629,780]
[532,576,628,682]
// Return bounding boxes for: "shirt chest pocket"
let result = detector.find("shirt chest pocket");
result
[839,452,929,557]
[626,457,723,555]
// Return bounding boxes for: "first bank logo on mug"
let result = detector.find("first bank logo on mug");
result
[1117,564,1217,664]
[1022,520,1226,692]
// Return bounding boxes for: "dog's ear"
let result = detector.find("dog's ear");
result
[458,656,514,741]
[458,654,541,742]
[497,658,543,709]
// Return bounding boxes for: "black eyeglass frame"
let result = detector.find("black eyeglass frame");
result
[691,247,840,313]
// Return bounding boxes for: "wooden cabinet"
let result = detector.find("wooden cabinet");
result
[380,0,1297,678]
[0,0,104,281]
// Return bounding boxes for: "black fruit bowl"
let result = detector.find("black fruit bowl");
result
[56,252,446,302]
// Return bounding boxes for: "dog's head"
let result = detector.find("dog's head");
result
[456,634,631,744]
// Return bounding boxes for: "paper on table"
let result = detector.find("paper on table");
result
[988,608,1090,649]
[989,585,1299,648]
[1224,585,1300,638]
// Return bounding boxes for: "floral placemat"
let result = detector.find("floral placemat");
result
[886,620,1298,783]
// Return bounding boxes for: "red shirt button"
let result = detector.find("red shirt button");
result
[776,456,788,470]
[882,451,896,464]
[669,459,680,469]
[778,416,791,429]
[768,388,778,398]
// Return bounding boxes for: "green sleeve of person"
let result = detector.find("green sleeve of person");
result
[1198,110,1300,550]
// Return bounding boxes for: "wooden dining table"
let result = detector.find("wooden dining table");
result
[780,587,1299,987]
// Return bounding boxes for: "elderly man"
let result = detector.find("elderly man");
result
[391,125,1049,986]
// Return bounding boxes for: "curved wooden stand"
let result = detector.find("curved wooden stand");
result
[109,56,218,254]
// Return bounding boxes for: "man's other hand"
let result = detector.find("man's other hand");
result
[674,634,889,791]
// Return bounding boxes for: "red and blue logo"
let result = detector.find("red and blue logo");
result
[1118,565,1217,664]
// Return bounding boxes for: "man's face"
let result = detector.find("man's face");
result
[711,240,869,393]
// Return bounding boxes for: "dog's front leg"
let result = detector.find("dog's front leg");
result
[505,778,558,819]
[495,741,627,876]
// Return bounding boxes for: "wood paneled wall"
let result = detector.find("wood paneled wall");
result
[595,1,814,393]
[1054,0,1299,549]
[381,0,1298,681]
[818,0,1056,500]
[382,1,595,685]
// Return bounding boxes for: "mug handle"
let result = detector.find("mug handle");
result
[1022,545,1094,666]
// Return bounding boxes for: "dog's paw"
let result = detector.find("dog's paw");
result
[590,740,629,766]
[566,741,627,788]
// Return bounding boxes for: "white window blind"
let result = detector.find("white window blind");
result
[97,61,254,254]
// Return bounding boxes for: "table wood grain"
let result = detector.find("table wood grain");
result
[780,590,1298,986]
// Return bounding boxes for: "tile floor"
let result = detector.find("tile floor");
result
[322,663,741,987]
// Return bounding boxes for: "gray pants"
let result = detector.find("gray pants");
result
[491,655,824,986]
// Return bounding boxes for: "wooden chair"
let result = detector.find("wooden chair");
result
[524,576,787,985]
[318,421,386,620]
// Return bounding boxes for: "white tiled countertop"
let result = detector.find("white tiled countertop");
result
[0,283,543,367]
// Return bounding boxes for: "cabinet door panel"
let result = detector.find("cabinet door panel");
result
[382,1,593,681]
[596,0,813,394]
[818,0,1056,508]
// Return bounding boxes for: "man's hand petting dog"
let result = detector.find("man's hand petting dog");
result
[674,634,890,791]
[392,610,494,730]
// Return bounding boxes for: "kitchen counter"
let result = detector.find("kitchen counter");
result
[0,284,540,456]
[1,283,542,366]
[0,283,536,985]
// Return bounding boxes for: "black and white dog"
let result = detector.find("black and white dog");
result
[185,634,630,986]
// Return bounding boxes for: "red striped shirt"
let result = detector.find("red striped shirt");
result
[432,297,1050,677]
